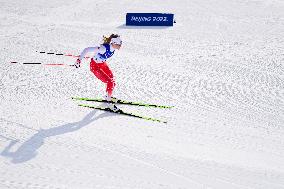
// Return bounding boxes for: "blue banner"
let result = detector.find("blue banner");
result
[126,13,174,26]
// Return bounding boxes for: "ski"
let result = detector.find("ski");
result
[72,97,174,109]
[78,104,167,123]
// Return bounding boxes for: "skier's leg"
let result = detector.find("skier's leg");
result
[91,62,118,111]
[90,61,116,97]
[90,60,108,83]
[103,66,115,97]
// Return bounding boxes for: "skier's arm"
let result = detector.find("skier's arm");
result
[75,45,106,68]
[78,47,99,61]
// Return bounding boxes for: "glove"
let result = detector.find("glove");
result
[75,58,81,68]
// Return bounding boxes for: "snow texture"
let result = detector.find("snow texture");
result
[0,0,284,188]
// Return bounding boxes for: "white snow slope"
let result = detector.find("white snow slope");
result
[0,0,284,188]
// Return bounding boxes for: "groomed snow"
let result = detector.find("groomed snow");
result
[0,0,284,188]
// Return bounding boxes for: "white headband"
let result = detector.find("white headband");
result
[110,37,122,45]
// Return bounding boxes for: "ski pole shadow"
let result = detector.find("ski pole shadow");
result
[0,110,115,164]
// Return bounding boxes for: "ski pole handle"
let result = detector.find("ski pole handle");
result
[74,58,81,68]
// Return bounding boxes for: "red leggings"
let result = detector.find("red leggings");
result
[90,59,115,96]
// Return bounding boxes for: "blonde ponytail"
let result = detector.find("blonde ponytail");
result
[102,34,120,44]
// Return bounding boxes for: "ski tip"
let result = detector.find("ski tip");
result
[136,104,174,109]
[78,104,92,108]
[164,105,174,109]
[72,97,84,101]
[155,119,168,124]
[155,120,167,124]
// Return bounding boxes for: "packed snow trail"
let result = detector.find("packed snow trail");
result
[1,0,284,188]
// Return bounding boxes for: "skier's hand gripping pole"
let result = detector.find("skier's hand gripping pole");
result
[74,58,81,68]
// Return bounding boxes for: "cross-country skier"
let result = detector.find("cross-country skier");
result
[75,34,122,111]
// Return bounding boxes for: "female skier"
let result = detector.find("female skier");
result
[75,34,122,111]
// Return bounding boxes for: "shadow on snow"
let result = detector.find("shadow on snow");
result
[1,110,115,164]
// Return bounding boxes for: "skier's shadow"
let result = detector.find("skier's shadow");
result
[1,110,115,164]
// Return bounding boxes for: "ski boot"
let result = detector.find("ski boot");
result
[104,95,120,112]
[104,95,118,103]
[108,104,120,112]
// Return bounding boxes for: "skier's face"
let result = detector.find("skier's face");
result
[112,43,121,50]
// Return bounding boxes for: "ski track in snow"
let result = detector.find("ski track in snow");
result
[1,0,284,188]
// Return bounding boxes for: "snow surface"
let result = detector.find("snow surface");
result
[0,0,284,188]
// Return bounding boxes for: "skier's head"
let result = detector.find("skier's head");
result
[110,37,122,50]
[103,34,122,50]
